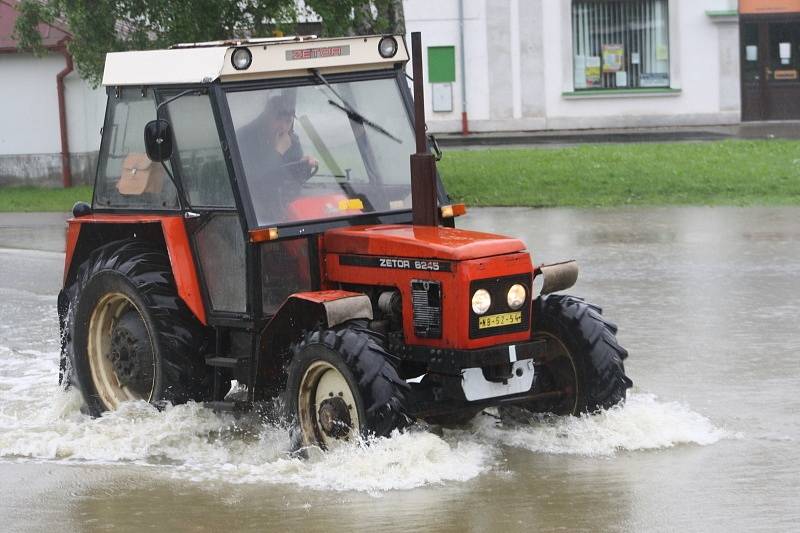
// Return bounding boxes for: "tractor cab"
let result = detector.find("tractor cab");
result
[59,33,631,450]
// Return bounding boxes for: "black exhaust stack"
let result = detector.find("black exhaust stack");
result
[410,32,439,227]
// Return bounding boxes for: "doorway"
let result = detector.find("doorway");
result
[741,17,800,121]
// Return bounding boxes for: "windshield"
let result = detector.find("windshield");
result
[227,76,416,227]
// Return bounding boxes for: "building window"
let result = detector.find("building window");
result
[572,0,670,90]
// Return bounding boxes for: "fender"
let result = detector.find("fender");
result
[63,214,206,324]
[255,290,373,389]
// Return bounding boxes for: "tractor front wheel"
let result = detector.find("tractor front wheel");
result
[285,321,409,450]
[520,294,632,417]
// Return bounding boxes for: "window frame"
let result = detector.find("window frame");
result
[91,87,182,212]
[214,66,451,235]
[568,0,675,95]
[157,89,238,210]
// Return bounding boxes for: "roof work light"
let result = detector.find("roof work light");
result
[231,47,253,70]
[378,36,398,58]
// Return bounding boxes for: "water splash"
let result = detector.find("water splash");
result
[0,330,730,493]
[0,379,729,493]
[467,393,729,457]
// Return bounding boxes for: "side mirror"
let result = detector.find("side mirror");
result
[144,119,173,162]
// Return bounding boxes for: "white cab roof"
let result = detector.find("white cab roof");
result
[102,35,408,86]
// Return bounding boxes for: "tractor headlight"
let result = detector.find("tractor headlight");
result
[231,47,252,70]
[471,289,491,315]
[378,36,398,58]
[507,284,527,310]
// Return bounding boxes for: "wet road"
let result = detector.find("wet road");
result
[0,207,798,532]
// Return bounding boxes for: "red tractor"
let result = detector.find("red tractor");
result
[59,33,631,449]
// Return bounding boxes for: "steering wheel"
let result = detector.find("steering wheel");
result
[279,158,318,180]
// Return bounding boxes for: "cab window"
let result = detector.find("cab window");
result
[93,88,179,210]
[226,76,415,227]
[163,93,235,208]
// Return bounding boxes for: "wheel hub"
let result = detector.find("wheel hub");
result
[108,310,153,391]
[317,396,352,438]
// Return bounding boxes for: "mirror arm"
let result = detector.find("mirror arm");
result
[160,160,189,211]
[155,88,205,117]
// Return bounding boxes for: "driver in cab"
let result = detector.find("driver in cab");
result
[238,94,318,210]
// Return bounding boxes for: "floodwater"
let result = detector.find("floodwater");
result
[0,207,798,532]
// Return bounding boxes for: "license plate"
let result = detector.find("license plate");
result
[478,311,522,329]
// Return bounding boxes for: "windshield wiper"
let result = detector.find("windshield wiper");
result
[312,69,402,144]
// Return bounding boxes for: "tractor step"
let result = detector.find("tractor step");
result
[205,356,249,368]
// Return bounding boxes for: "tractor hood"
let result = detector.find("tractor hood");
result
[324,224,526,261]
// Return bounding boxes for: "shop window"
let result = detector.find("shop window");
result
[572,0,670,90]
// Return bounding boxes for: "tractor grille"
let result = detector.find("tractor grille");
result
[411,280,442,339]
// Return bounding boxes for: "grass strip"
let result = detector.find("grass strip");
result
[2,140,799,211]
[437,140,800,207]
[0,185,93,212]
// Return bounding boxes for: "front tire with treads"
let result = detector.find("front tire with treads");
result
[285,320,410,450]
[60,239,209,416]
[520,294,632,416]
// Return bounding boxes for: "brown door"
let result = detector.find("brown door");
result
[741,17,800,121]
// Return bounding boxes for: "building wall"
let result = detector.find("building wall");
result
[0,52,105,186]
[405,0,742,133]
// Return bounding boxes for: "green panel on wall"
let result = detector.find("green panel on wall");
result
[428,46,456,83]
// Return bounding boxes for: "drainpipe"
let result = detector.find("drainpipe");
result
[56,45,73,188]
[458,0,469,135]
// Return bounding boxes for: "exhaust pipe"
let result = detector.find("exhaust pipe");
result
[536,260,579,295]
[409,32,439,227]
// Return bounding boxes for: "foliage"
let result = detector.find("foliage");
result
[13,0,405,86]
[437,140,800,207]
[304,0,404,37]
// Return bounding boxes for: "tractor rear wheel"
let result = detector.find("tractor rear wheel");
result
[519,294,632,417]
[60,239,209,416]
[285,321,409,450]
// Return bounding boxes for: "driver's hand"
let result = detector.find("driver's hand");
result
[301,155,318,168]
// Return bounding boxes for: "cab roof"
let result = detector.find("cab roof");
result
[102,34,408,87]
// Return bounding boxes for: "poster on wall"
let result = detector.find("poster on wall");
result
[585,56,601,87]
[602,44,624,72]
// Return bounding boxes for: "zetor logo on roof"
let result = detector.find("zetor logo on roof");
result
[285,45,351,61]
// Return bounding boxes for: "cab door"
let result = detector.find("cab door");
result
[159,90,247,317]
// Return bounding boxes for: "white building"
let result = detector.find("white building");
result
[2,0,798,184]
[0,0,105,186]
[405,0,798,133]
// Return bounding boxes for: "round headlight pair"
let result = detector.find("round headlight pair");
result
[231,47,252,70]
[471,284,527,315]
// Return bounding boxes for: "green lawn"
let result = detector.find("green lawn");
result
[437,140,800,207]
[0,185,93,212]
[2,140,799,211]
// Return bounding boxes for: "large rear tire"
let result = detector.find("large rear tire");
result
[519,294,632,416]
[285,321,409,450]
[60,239,209,416]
